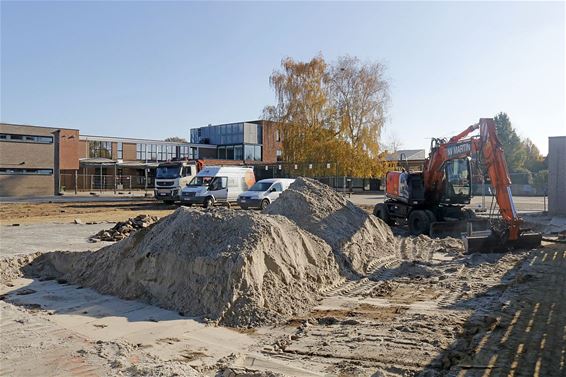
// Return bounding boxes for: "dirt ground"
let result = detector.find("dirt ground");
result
[0,200,177,225]
[1,199,564,376]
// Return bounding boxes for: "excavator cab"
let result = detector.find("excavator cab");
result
[440,158,472,205]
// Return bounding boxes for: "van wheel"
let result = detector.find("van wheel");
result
[408,210,431,236]
[203,197,214,208]
[260,199,270,210]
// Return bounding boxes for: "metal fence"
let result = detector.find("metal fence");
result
[60,174,155,192]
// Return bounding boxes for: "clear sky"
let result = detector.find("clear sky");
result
[1,1,564,154]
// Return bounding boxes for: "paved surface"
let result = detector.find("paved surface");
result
[0,223,114,257]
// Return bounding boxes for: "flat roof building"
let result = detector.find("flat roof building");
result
[0,121,282,197]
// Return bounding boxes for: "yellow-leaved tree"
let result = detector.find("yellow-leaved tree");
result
[263,54,390,178]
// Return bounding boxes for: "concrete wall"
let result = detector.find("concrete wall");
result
[548,136,566,215]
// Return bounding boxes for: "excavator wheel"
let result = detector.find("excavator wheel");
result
[374,203,394,226]
[408,210,431,236]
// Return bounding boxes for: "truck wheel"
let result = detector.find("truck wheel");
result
[203,197,214,208]
[374,203,394,226]
[260,199,270,210]
[408,210,431,236]
[164,200,174,205]
[424,210,436,223]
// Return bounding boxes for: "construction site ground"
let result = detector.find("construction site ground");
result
[0,196,564,376]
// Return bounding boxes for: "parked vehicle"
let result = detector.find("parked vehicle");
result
[180,166,255,208]
[237,178,295,210]
[154,160,203,204]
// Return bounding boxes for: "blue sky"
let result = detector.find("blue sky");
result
[1,1,564,154]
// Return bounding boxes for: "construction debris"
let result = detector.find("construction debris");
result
[89,214,159,242]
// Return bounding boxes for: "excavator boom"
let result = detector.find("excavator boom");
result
[426,118,541,252]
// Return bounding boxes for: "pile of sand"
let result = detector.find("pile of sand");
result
[264,178,397,275]
[22,178,402,327]
[27,208,341,327]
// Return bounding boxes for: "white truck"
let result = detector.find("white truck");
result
[180,166,255,208]
[154,160,203,204]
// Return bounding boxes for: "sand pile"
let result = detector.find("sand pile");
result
[264,177,397,275]
[27,208,341,327]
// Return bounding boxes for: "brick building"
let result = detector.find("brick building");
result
[0,120,283,197]
[0,123,79,196]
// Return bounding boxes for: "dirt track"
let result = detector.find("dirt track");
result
[0,200,176,225]
[1,239,563,376]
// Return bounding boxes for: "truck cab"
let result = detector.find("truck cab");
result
[154,161,201,204]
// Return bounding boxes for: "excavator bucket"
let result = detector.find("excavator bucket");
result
[463,231,542,254]
[429,218,490,239]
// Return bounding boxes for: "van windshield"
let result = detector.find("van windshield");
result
[249,182,272,192]
[156,166,181,179]
[188,176,212,187]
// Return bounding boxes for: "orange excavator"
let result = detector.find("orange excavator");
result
[374,118,542,253]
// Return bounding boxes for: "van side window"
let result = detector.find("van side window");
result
[185,167,192,176]
[210,177,227,190]
[273,183,283,192]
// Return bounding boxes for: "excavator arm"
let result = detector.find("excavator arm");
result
[425,118,541,252]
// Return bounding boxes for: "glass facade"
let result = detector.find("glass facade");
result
[135,143,195,161]
[190,122,263,161]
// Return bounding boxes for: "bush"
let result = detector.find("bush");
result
[510,168,532,184]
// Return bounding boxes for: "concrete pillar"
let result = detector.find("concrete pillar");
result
[548,136,566,215]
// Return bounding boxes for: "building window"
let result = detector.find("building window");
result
[276,149,282,162]
[191,147,198,159]
[234,145,243,160]
[0,168,53,175]
[0,133,53,144]
[88,141,112,158]
[226,146,234,160]
[136,143,147,161]
[117,142,123,160]
[218,146,226,159]
[275,129,281,142]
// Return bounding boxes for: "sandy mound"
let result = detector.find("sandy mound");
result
[26,208,340,327]
[264,177,397,275]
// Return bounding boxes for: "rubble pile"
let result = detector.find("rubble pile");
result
[90,214,159,242]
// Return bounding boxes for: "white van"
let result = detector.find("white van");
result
[237,178,295,210]
[180,166,255,208]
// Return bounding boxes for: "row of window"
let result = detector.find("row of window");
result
[135,143,198,161]
[217,144,262,161]
[0,168,53,175]
[0,133,53,144]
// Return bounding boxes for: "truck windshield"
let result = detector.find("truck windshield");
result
[188,176,212,187]
[156,166,181,179]
[249,182,272,192]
